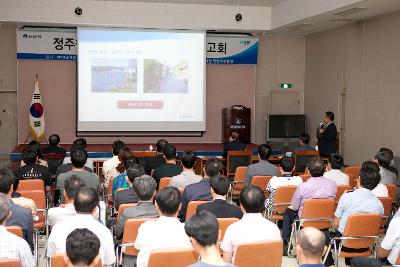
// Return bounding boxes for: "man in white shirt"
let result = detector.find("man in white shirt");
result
[63,138,94,170]
[0,193,35,267]
[378,215,400,265]
[323,153,349,185]
[265,156,302,213]
[169,150,202,189]
[221,185,281,263]
[47,187,115,266]
[47,175,85,227]
[135,187,192,267]
[102,140,125,185]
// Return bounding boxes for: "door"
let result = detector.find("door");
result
[0,92,17,156]
[270,90,301,114]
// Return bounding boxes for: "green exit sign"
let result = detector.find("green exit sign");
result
[280,83,293,89]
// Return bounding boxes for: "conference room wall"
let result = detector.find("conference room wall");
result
[305,10,400,165]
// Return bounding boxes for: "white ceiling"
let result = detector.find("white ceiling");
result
[97,0,286,7]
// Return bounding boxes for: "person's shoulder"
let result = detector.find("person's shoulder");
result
[11,202,30,215]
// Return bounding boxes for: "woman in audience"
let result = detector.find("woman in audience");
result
[103,140,125,187]
[185,210,235,267]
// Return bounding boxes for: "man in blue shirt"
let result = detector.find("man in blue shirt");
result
[296,227,327,267]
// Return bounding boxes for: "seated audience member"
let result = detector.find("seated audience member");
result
[185,210,235,267]
[362,161,389,198]
[144,139,168,175]
[114,167,143,211]
[374,150,397,184]
[63,138,94,170]
[20,140,48,167]
[16,147,52,191]
[169,150,202,189]
[244,145,278,187]
[379,147,398,176]
[295,133,316,152]
[197,175,243,219]
[115,176,159,239]
[329,162,384,266]
[0,193,35,267]
[221,186,281,263]
[11,182,37,216]
[41,134,67,155]
[180,157,223,220]
[282,158,336,245]
[135,187,192,267]
[323,153,349,185]
[47,187,115,266]
[153,143,183,187]
[0,167,33,250]
[112,157,141,199]
[102,140,125,186]
[65,228,101,267]
[47,175,85,227]
[57,149,99,191]
[222,131,246,158]
[377,208,400,266]
[296,227,327,267]
[265,156,302,213]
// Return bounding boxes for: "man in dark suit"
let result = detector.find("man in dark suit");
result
[0,167,34,250]
[318,111,338,157]
[222,131,246,158]
[197,175,242,219]
[180,158,223,221]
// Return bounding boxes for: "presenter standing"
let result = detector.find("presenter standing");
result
[317,111,337,157]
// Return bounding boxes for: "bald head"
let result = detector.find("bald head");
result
[297,227,326,258]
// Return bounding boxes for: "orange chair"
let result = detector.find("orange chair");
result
[335,185,352,203]
[159,177,172,190]
[348,173,358,188]
[226,151,252,177]
[116,203,137,218]
[217,218,239,242]
[186,201,209,221]
[147,248,198,267]
[345,165,361,179]
[267,185,297,221]
[294,151,320,175]
[6,226,23,238]
[288,199,335,256]
[386,184,398,202]
[323,213,382,267]
[132,151,157,158]
[17,179,45,191]
[397,254,400,265]
[0,259,20,267]
[52,253,102,267]
[229,166,248,200]
[107,176,115,209]
[379,197,392,233]
[250,176,272,192]
[116,218,155,264]
[234,240,282,267]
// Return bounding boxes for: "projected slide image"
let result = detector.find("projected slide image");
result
[143,59,188,93]
[91,58,138,93]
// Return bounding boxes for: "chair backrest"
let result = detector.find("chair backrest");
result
[52,253,102,267]
[234,240,282,267]
[342,213,381,248]
[159,177,172,190]
[397,254,400,265]
[6,226,23,238]
[301,199,335,229]
[147,248,198,267]
[232,166,248,195]
[18,190,46,227]
[294,151,319,174]
[345,165,361,178]
[335,185,352,203]
[107,176,115,203]
[186,200,209,221]
[227,151,252,177]
[122,218,155,256]
[250,176,272,190]
[117,203,137,218]
[132,151,157,158]
[273,185,297,214]
[43,153,65,175]
[17,179,45,191]
[0,259,21,267]
[386,184,398,202]
[218,218,239,242]
[348,173,357,188]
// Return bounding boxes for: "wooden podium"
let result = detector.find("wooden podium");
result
[222,105,251,144]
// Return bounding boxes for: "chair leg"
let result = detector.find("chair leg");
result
[287,222,297,257]
[34,229,39,266]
